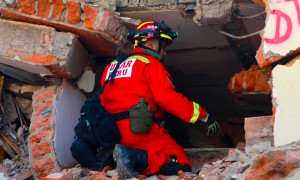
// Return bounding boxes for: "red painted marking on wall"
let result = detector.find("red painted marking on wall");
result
[264,10,292,44]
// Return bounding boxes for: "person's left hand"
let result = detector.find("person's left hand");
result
[199,115,220,135]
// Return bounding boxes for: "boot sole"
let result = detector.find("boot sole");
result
[113,144,136,179]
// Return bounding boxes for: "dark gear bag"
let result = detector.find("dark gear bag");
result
[71,54,131,167]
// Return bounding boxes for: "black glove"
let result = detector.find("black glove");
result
[199,114,220,135]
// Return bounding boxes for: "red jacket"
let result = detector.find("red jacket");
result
[100,48,207,123]
[100,48,207,175]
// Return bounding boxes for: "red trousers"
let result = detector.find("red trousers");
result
[116,119,191,176]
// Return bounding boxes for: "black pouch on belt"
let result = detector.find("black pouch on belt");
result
[129,98,153,134]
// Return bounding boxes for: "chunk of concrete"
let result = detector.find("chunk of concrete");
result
[77,68,95,93]
[194,0,233,26]
[244,116,273,146]
[0,19,90,78]
[272,55,300,147]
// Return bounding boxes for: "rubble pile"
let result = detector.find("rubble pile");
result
[0,75,57,179]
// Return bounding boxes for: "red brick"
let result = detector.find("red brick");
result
[244,116,273,146]
[18,0,36,15]
[105,15,121,37]
[233,71,245,92]
[32,101,53,117]
[37,0,52,18]
[31,114,53,132]
[84,5,98,30]
[29,127,52,144]
[38,172,50,179]
[32,141,51,158]
[95,11,112,32]
[66,0,81,25]
[52,0,66,19]
[244,71,256,91]
[255,74,269,92]
[32,157,55,173]
[33,89,55,104]
[21,53,57,65]
[89,172,109,180]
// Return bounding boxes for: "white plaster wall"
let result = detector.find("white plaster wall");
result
[273,55,300,147]
[54,81,86,168]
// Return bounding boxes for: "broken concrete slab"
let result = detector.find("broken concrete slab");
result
[255,0,300,67]
[0,1,131,57]
[193,0,233,26]
[77,68,95,93]
[0,19,90,78]
[272,55,300,147]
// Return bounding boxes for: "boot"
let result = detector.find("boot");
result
[113,144,148,179]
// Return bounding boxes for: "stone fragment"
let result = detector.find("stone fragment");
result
[245,141,272,157]
[89,172,109,180]
[45,172,74,180]
[245,150,295,179]
[244,116,273,146]
[224,149,239,162]
[77,68,95,93]
[193,0,233,26]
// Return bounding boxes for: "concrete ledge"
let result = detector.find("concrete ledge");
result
[0,19,90,78]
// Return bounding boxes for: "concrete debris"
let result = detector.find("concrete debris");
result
[77,68,96,93]
[2,156,31,179]
[193,0,233,26]
[2,93,18,123]
[244,115,273,146]
[15,97,32,120]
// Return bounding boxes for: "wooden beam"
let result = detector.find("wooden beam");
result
[0,134,22,157]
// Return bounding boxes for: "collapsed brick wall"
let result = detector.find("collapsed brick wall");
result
[29,87,60,179]
[0,0,131,56]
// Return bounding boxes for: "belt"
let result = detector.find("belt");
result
[112,111,130,122]
[112,111,160,124]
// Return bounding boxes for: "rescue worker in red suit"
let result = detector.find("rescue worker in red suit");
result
[100,21,220,178]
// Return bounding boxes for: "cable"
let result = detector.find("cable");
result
[218,29,263,39]
[233,11,266,19]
